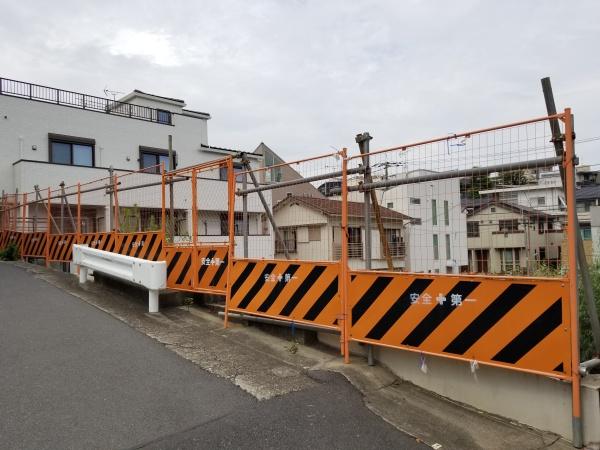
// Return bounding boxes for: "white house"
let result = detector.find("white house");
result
[272,194,408,270]
[0,76,272,258]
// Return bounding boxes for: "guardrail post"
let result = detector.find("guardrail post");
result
[564,108,583,448]
[149,289,159,313]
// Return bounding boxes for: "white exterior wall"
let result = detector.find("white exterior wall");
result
[0,94,211,194]
[386,174,468,274]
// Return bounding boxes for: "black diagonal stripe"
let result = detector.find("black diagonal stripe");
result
[444,284,535,355]
[151,241,162,261]
[492,299,562,365]
[141,233,157,260]
[133,235,146,259]
[197,250,217,284]
[279,266,327,317]
[258,264,300,312]
[237,263,277,309]
[351,274,356,282]
[352,276,393,325]
[554,362,564,373]
[209,254,228,287]
[175,255,191,285]
[51,237,62,260]
[304,277,338,321]
[230,262,257,297]
[366,278,433,340]
[167,251,182,274]
[402,281,480,348]
[116,236,126,255]
[126,234,139,257]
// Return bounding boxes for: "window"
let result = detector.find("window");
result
[444,200,449,225]
[220,212,246,236]
[385,229,404,257]
[410,218,422,225]
[432,199,437,225]
[499,219,519,232]
[157,109,172,125]
[308,225,321,241]
[467,221,480,237]
[538,247,546,260]
[387,202,394,209]
[581,224,592,240]
[445,234,451,260]
[500,248,520,273]
[536,197,546,206]
[348,227,363,258]
[49,134,95,167]
[410,198,421,205]
[275,228,297,253]
[220,163,245,182]
[139,146,174,173]
[432,234,439,260]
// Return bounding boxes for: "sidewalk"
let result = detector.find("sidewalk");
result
[19,261,574,450]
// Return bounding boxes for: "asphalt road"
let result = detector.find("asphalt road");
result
[0,263,424,450]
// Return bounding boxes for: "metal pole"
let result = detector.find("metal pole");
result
[356,133,375,366]
[224,157,235,329]
[242,165,249,258]
[45,187,50,267]
[34,186,60,232]
[59,182,64,234]
[113,173,119,232]
[168,135,175,240]
[60,182,76,232]
[191,168,198,288]
[161,162,166,247]
[340,148,350,363]
[341,157,564,193]
[237,166,365,196]
[77,183,81,241]
[108,166,114,231]
[565,109,583,448]
[241,155,290,259]
[542,77,600,355]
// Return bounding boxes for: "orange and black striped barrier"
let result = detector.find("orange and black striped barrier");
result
[195,245,229,293]
[348,271,571,378]
[79,232,117,252]
[47,234,77,262]
[0,230,22,249]
[21,232,46,257]
[115,232,163,261]
[228,259,341,330]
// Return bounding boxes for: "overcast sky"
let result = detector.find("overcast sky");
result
[1,1,599,164]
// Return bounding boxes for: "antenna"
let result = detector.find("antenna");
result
[103,87,125,102]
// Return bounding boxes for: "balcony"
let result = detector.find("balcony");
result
[0,77,172,125]
[491,230,525,248]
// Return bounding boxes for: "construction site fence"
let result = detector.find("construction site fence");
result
[0,110,579,388]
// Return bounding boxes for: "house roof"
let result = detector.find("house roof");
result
[132,89,185,104]
[467,200,554,219]
[274,195,411,221]
[576,185,600,201]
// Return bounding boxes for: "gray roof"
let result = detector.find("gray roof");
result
[576,185,600,201]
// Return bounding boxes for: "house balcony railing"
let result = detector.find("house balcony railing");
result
[0,77,172,125]
[332,242,405,259]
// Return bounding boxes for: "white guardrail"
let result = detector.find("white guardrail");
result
[72,244,167,313]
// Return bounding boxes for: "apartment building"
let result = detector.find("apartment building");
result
[0,77,271,257]
[465,201,563,274]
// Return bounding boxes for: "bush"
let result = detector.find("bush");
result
[0,242,20,261]
[580,261,600,361]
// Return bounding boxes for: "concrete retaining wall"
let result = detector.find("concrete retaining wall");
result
[318,333,600,446]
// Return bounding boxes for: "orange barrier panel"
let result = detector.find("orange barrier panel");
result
[22,232,46,257]
[195,245,229,293]
[79,232,117,252]
[115,232,163,261]
[165,246,194,291]
[348,270,571,378]
[228,259,341,330]
[47,233,77,262]
[0,230,22,249]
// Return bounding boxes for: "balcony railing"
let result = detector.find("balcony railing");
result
[0,77,172,125]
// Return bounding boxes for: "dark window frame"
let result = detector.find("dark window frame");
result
[220,163,245,182]
[48,133,95,167]
[139,146,176,173]
[156,109,172,125]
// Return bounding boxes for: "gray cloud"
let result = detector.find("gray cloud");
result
[1,0,598,163]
